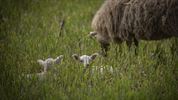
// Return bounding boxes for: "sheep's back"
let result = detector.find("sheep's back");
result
[92,0,178,42]
[120,0,178,40]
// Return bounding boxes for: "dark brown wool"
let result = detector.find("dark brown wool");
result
[91,0,178,53]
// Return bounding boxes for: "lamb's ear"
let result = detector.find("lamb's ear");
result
[90,53,99,60]
[59,55,64,59]
[37,59,43,65]
[72,54,79,60]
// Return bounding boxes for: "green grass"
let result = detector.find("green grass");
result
[0,0,178,100]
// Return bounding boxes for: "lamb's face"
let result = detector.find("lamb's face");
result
[37,55,63,72]
[80,55,92,67]
[72,53,98,67]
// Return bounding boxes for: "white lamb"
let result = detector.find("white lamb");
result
[37,55,64,72]
[72,53,114,74]
[25,55,63,80]
[72,53,99,67]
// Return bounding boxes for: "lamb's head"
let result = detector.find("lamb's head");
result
[37,55,64,72]
[72,53,99,67]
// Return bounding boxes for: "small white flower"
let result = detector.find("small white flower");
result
[100,67,104,75]
[26,71,47,80]
[91,65,114,75]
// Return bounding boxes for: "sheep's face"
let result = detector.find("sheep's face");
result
[72,53,98,67]
[89,31,109,43]
[89,31,97,38]
[89,31,110,57]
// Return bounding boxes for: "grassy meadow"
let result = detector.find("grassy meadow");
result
[0,0,178,99]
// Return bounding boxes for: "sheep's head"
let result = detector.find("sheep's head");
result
[89,31,97,38]
[72,53,99,67]
[89,31,110,57]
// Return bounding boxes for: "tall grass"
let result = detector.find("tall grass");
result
[0,0,178,100]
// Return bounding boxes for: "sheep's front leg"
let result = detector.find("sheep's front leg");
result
[100,42,110,57]
[133,37,139,55]
[126,37,139,55]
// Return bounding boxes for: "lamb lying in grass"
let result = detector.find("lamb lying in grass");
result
[72,53,113,74]
[72,53,98,67]
[26,55,63,80]
[37,55,64,72]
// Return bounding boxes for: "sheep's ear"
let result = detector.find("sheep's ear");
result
[90,53,99,60]
[72,54,79,60]
[89,31,97,38]
[89,31,97,36]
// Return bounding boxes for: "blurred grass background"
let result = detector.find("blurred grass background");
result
[0,0,178,100]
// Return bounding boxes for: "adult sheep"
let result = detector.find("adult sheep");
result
[90,0,178,56]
